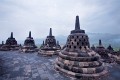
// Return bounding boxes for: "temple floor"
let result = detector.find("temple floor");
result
[0,51,120,80]
[0,51,69,80]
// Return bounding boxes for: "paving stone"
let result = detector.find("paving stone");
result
[0,51,120,80]
[0,51,70,80]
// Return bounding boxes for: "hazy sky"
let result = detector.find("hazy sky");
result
[0,0,120,42]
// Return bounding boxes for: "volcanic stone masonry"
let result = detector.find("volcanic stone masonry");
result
[0,41,4,48]
[55,16,108,80]
[95,40,110,61]
[38,28,61,56]
[107,44,114,52]
[95,40,105,52]
[91,44,95,51]
[20,31,37,53]
[0,32,20,51]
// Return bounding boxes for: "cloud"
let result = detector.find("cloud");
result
[0,0,119,44]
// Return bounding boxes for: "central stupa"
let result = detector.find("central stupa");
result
[55,16,107,79]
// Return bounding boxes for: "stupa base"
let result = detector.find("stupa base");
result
[55,64,108,80]
[0,48,10,51]
[20,48,38,53]
[0,45,20,51]
[38,50,60,56]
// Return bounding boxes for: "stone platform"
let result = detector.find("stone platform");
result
[0,51,120,80]
[0,51,69,80]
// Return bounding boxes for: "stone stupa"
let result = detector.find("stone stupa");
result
[55,16,107,80]
[0,41,4,48]
[91,45,96,51]
[39,28,61,56]
[107,44,114,53]
[95,40,109,59]
[0,32,20,51]
[96,40,105,51]
[21,31,37,53]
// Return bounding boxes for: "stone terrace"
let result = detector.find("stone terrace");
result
[0,51,120,80]
[0,51,69,80]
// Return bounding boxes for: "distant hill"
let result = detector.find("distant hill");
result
[88,33,120,48]
[18,33,120,48]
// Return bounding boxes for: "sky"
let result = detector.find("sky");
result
[0,0,120,42]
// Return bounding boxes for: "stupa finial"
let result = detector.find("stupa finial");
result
[99,39,102,45]
[43,41,44,45]
[49,28,52,36]
[2,41,4,45]
[57,41,59,45]
[75,15,80,30]
[29,31,31,38]
[10,32,13,38]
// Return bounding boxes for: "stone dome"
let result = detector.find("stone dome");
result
[24,31,36,47]
[6,32,17,45]
[21,31,37,52]
[41,28,61,50]
[0,32,20,51]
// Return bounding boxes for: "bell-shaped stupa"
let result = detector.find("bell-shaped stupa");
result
[39,28,61,56]
[91,45,96,51]
[55,16,107,79]
[96,40,105,51]
[95,40,109,59]
[107,44,114,52]
[21,31,37,52]
[1,32,20,50]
